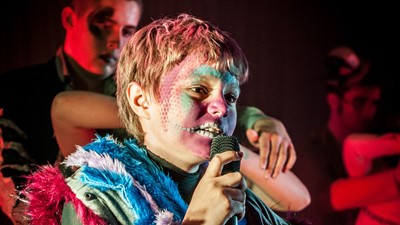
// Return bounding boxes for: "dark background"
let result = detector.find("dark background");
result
[1,0,398,145]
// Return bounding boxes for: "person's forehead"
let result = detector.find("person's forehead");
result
[86,0,141,22]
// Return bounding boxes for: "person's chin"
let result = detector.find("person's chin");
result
[103,65,116,76]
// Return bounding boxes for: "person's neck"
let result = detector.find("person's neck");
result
[63,52,104,78]
[149,149,201,173]
[146,150,201,203]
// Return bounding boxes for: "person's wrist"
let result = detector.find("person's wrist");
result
[253,118,275,133]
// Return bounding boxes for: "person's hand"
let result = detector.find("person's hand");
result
[246,118,296,179]
[182,151,246,225]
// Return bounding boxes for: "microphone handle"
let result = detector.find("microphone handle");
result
[210,135,241,225]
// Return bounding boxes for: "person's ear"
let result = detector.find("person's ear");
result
[127,82,150,119]
[61,6,76,29]
[327,93,340,111]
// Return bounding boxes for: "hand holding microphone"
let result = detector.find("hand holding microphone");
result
[210,135,243,225]
[183,135,246,225]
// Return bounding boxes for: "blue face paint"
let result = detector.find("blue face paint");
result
[192,65,237,84]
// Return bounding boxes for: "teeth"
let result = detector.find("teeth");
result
[176,122,222,136]
[196,130,219,138]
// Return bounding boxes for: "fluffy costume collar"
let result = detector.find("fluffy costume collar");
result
[24,136,188,224]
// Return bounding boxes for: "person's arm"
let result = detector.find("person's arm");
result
[51,91,121,157]
[343,133,400,177]
[330,133,400,210]
[235,106,296,179]
[331,166,400,210]
[240,144,310,212]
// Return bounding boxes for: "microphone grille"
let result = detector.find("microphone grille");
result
[210,135,241,173]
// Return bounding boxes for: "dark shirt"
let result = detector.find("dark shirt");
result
[0,58,64,165]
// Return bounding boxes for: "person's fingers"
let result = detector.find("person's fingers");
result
[205,151,243,178]
[223,188,246,222]
[215,172,244,188]
[284,143,297,172]
[258,132,271,170]
[271,142,288,178]
[266,134,281,176]
[245,128,260,147]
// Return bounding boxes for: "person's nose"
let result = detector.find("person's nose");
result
[207,94,228,118]
[107,26,123,50]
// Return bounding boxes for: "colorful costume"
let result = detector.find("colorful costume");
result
[23,136,291,225]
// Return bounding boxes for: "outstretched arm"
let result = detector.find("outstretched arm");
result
[240,144,310,212]
[331,165,400,210]
[343,133,400,177]
[51,91,121,157]
[330,133,400,210]
[235,106,309,211]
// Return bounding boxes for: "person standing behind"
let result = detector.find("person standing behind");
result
[292,46,382,225]
[0,0,142,169]
[331,132,400,225]
[0,1,142,223]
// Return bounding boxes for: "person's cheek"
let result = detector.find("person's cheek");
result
[178,94,196,127]
[227,109,237,136]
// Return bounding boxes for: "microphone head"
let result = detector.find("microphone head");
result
[210,135,241,173]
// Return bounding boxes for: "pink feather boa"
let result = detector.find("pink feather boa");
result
[23,165,108,225]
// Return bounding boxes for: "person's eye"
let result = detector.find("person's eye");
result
[122,27,136,37]
[189,86,209,96]
[225,93,238,104]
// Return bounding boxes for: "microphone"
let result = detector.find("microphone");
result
[210,135,241,225]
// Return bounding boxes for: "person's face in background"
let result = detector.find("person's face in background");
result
[63,0,142,76]
[337,86,381,134]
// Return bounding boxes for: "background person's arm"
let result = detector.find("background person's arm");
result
[236,106,296,178]
[331,166,400,210]
[343,133,400,177]
[240,144,310,212]
[330,133,400,210]
[51,91,121,157]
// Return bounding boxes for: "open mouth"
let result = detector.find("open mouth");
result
[176,122,223,138]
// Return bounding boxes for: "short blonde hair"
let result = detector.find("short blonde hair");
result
[116,13,249,144]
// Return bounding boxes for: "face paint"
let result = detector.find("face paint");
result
[159,55,203,131]
[159,55,239,136]
[192,65,237,84]
[144,55,240,167]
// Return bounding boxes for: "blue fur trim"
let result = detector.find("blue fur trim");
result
[71,135,188,223]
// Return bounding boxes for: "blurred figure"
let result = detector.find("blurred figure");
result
[331,132,400,225]
[293,46,382,225]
